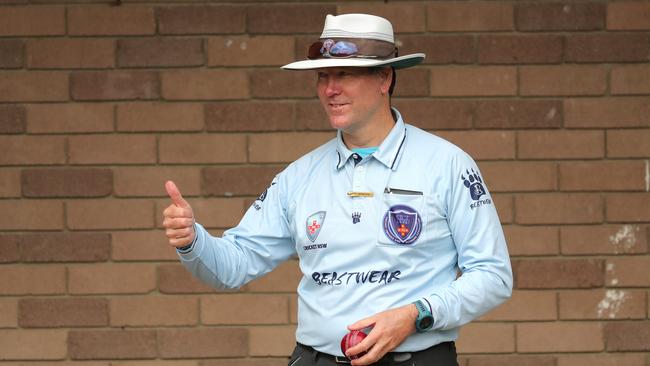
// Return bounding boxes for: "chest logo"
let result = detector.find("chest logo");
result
[383,205,422,245]
[306,211,326,242]
[462,169,486,201]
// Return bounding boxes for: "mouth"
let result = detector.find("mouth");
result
[328,102,349,111]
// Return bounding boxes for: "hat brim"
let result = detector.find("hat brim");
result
[281,53,425,70]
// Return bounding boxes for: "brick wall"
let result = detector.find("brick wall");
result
[1,0,649,364]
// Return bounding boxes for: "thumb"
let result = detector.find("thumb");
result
[347,316,376,332]
[165,180,189,208]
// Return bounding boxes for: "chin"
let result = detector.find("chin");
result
[327,116,351,130]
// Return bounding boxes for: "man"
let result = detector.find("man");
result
[163,13,512,366]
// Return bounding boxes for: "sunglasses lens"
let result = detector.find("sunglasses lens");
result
[329,41,359,57]
[307,41,324,59]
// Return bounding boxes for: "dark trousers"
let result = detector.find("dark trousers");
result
[288,342,459,366]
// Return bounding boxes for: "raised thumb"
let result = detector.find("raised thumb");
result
[165,180,189,208]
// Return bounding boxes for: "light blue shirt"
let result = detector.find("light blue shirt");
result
[178,108,513,356]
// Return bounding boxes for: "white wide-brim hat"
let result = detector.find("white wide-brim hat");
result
[282,13,425,70]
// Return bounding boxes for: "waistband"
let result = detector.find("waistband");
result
[296,341,455,364]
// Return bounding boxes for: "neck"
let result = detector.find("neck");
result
[342,107,395,149]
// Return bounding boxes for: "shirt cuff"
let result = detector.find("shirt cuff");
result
[176,223,199,254]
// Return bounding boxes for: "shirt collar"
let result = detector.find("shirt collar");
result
[334,108,407,171]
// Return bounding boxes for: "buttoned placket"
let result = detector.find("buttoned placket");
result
[351,154,367,224]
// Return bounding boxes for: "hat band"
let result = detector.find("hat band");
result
[307,38,397,60]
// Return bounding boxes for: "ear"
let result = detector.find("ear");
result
[378,67,393,95]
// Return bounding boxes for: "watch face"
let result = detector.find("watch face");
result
[420,316,433,330]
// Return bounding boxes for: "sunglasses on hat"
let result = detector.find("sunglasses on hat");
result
[307,38,398,60]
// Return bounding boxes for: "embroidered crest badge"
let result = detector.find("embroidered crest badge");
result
[306,211,326,242]
[461,168,486,201]
[383,205,422,245]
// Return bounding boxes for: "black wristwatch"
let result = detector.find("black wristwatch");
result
[413,299,434,333]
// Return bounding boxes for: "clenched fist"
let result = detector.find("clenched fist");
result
[162,180,196,248]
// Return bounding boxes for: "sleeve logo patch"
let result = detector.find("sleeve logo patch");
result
[461,168,492,210]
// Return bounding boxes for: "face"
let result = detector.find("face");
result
[316,67,391,134]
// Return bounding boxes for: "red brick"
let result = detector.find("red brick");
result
[162,70,248,100]
[71,71,160,101]
[520,65,606,96]
[608,1,650,30]
[248,132,334,163]
[0,71,68,102]
[606,257,650,287]
[515,258,604,289]
[0,169,20,198]
[566,34,650,62]
[201,294,289,325]
[560,161,646,191]
[607,194,650,222]
[480,290,557,321]
[516,193,603,225]
[479,162,557,193]
[0,330,67,360]
[0,235,20,263]
[336,4,426,33]
[466,356,555,366]
[250,69,316,99]
[68,263,156,295]
[159,328,248,358]
[0,298,17,327]
[202,166,283,197]
[0,265,65,295]
[478,35,563,64]
[561,225,648,255]
[208,36,294,67]
[515,2,605,31]
[399,35,475,64]
[117,102,203,132]
[290,294,298,324]
[435,131,516,160]
[158,264,221,294]
[159,134,247,164]
[294,100,330,131]
[559,289,646,320]
[167,198,246,229]
[117,38,203,67]
[565,97,650,128]
[392,100,473,130]
[430,66,516,97]
[427,2,513,32]
[456,323,515,354]
[22,168,112,198]
[517,322,604,352]
[248,5,334,34]
[246,260,302,293]
[69,330,157,360]
[202,360,287,366]
[68,5,155,36]
[475,100,562,129]
[605,321,650,351]
[69,135,156,165]
[27,38,114,69]
[0,6,64,36]
[27,103,114,133]
[557,354,646,366]
[393,68,429,97]
[492,194,514,224]
[67,199,154,230]
[19,232,110,263]
[249,325,296,357]
[0,200,63,230]
[503,225,559,256]
[611,64,650,95]
[518,131,604,159]
[607,129,650,157]
[0,136,65,165]
[0,40,23,68]
[110,296,198,327]
[114,166,201,198]
[0,105,25,134]
[206,101,294,132]
[158,5,245,35]
[112,230,178,261]
[19,298,108,327]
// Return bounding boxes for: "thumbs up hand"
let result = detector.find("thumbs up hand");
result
[163,180,196,248]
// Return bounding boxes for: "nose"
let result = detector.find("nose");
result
[323,75,341,97]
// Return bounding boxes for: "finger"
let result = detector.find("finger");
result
[348,316,376,332]
[169,234,194,248]
[346,327,379,358]
[351,340,387,366]
[163,217,194,230]
[165,227,193,239]
[165,180,189,208]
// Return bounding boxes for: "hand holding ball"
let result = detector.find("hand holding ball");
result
[340,330,367,360]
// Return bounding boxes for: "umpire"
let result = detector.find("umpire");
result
[162,13,513,366]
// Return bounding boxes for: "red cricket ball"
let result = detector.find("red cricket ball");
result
[340,330,367,360]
